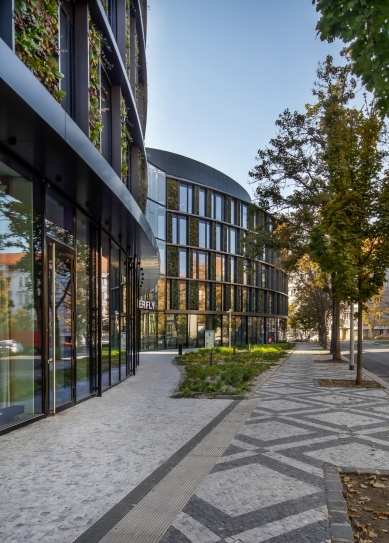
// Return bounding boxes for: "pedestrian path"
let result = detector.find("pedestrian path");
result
[160,345,389,543]
[0,352,231,543]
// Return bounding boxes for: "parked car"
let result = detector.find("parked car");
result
[374,334,389,339]
[310,335,319,342]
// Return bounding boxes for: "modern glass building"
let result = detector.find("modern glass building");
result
[141,149,288,350]
[0,1,159,433]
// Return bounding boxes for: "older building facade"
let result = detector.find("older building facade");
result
[0,1,159,433]
[141,150,288,349]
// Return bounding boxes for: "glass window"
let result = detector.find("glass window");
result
[110,244,120,385]
[199,282,206,311]
[199,220,210,248]
[76,211,95,400]
[188,186,193,214]
[216,254,222,282]
[46,187,74,247]
[192,251,197,279]
[178,216,187,245]
[157,240,166,275]
[228,227,236,254]
[172,215,177,243]
[216,224,222,251]
[179,249,187,278]
[120,255,127,379]
[101,233,110,389]
[199,189,206,217]
[230,199,236,225]
[213,193,224,221]
[179,281,186,310]
[198,251,208,280]
[148,164,166,205]
[146,200,166,241]
[0,162,43,431]
[241,204,248,229]
[230,257,236,282]
[179,184,187,213]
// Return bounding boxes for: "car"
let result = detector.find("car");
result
[374,334,389,339]
[0,340,24,354]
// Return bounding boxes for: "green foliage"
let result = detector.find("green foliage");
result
[89,18,103,149]
[167,245,178,277]
[167,213,173,243]
[189,216,198,247]
[175,344,291,397]
[171,279,179,310]
[14,0,65,103]
[138,152,147,213]
[125,1,131,74]
[167,178,179,210]
[207,189,212,217]
[314,0,389,116]
[189,280,199,310]
[121,94,132,182]
[195,186,199,214]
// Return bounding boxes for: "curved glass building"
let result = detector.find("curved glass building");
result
[141,149,288,350]
[0,1,159,433]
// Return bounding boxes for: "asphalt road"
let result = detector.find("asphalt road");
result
[341,340,389,384]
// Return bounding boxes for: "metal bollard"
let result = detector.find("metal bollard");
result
[178,343,183,356]
[209,348,214,366]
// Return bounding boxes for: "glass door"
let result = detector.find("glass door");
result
[48,242,75,413]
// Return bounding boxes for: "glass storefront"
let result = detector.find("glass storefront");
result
[0,155,139,432]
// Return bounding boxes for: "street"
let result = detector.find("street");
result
[341,340,389,383]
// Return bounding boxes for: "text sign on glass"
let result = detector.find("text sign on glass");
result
[205,330,215,348]
[139,300,156,310]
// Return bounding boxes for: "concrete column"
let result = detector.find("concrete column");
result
[74,1,90,136]
[0,0,14,51]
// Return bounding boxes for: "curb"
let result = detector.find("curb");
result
[362,367,389,393]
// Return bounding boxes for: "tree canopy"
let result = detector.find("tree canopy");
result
[313,0,389,116]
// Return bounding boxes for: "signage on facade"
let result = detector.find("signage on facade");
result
[138,300,156,310]
[205,330,215,348]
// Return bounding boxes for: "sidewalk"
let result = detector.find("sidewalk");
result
[0,352,231,543]
[160,344,389,543]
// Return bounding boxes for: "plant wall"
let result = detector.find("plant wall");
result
[171,280,179,310]
[121,94,132,182]
[189,281,199,310]
[14,0,65,103]
[167,178,179,210]
[167,246,178,277]
[189,216,198,247]
[138,152,148,213]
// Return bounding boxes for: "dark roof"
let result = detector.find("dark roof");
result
[146,148,251,203]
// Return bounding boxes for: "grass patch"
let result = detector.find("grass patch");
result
[174,343,293,397]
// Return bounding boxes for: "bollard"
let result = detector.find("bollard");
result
[209,348,214,366]
[178,343,183,356]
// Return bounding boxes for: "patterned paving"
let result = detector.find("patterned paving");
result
[160,345,389,543]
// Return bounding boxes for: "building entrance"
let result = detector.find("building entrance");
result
[47,241,75,413]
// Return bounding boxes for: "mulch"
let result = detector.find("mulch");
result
[341,472,389,542]
[318,379,382,389]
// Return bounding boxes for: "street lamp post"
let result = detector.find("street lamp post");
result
[228,308,232,348]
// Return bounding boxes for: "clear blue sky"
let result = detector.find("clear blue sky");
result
[145,0,342,198]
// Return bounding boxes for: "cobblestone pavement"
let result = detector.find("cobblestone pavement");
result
[0,352,231,543]
[160,345,389,543]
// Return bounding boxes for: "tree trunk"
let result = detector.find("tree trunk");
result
[357,302,363,385]
[331,300,341,360]
[319,313,327,349]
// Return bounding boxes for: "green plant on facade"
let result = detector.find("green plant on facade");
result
[189,216,198,247]
[138,152,147,213]
[89,18,103,149]
[121,94,132,182]
[226,196,231,222]
[14,0,65,103]
[167,246,179,277]
[125,0,131,75]
[189,281,199,310]
[207,189,212,217]
[211,253,216,280]
[188,248,193,278]
[100,0,108,13]
[167,213,173,243]
[167,178,179,210]
[194,186,199,215]
[172,280,179,310]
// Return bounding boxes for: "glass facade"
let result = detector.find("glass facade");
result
[0,154,141,432]
[141,156,288,350]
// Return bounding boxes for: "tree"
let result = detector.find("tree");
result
[310,95,389,383]
[245,57,357,357]
[313,0,389,116]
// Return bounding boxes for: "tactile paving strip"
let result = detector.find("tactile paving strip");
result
[99,399,259,543]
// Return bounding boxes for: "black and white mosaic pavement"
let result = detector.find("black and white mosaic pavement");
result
[160,345,389,543]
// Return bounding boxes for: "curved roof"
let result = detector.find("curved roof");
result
[146,148,251,203]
